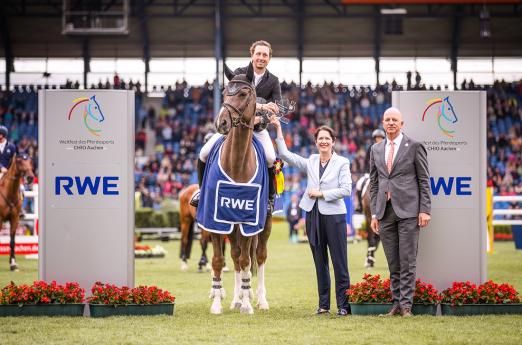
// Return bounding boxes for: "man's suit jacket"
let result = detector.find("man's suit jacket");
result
[369,133,431,220]
[234,66,281,103]
[275,138,352,214]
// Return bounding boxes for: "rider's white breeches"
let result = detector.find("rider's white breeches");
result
[199,130,275,167]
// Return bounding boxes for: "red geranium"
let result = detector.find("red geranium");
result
[346,274,392,303]
[441,280,520,306]
[87,282,175,305]
[0,281,84,305]
[414,279,441,305]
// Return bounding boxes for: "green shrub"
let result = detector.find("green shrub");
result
[135,208,154,228]
[494,225,512,234]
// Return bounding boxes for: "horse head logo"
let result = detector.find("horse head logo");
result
[68,95,105,137]
[422,96,458,138]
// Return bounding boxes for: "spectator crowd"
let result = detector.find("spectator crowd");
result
[0,75,520,219]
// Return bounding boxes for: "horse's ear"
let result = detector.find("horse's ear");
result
[246,62,254,83]
[224,63,235,81]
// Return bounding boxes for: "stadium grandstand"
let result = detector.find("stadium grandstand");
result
[0,0,521,224]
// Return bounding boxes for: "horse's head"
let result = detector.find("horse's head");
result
[87,95,105,123]
[15,154,34,185]
[215,63,257,135]
[441,96,458,124]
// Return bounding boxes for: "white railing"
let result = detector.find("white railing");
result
[492,195,522,226]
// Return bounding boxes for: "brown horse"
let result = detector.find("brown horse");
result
[362,179,380,268]
[205,65,272,314]
[0,154,34,271]
[178,183,212,272]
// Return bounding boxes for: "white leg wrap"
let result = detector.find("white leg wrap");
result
[239,270,254,314]
[209,273,225,314]
[230,271,242,310]
[180,261,189,272]
[256,264,269,310]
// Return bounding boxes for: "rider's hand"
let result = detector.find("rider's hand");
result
[265,102,279,115]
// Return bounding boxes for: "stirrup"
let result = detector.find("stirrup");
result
[190,191,200,208]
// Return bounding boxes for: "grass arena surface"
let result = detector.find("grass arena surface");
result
[1,222,521,345]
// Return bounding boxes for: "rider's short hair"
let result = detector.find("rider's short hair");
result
[250,40,272,58]
[314,126,336,143]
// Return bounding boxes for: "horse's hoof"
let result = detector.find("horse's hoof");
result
[197,267,204,273]
[10,266,18,272]
[257,301,269,310]
[210,305,223,314]
[222,266,230,273]
[230,301,241,310]
[240,304,254,315]
[181,262,189,272]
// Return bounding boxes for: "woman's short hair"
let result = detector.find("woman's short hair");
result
[314,125,336,142]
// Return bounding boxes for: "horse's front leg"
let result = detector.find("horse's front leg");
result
[228,229,242,310]
[209,233,226,314]
[238,234,254,314]
[9,217,19,271]
[256,215,272,310]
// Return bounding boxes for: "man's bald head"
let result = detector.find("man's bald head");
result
[382,107,404,140]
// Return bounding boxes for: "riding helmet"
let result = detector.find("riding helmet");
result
[0,125,8,137]
[372,129,385,139]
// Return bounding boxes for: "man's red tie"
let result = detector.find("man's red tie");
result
[387,141,394,200]
[387,141,395,173]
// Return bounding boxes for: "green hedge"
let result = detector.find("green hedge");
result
[135,208,180,228]
[494,225,512,234]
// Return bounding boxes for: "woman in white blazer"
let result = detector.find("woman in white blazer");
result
[270,117,352,316]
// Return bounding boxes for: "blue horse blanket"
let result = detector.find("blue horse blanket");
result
[196,136,268,236]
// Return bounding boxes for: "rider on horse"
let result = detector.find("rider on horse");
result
[0,125,16,180]
[355,128,385,268]
[0,125,27,219]
[191,40,281,213]
[355,129,386,212]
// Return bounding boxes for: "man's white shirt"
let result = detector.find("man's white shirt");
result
[0,140,6,154]
[385,132,403,166]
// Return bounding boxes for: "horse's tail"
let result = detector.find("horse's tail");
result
[250,235,258,277]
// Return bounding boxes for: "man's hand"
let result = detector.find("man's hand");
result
[308,189,323,199]
[265,102,279,115]
[418,212,431,228]
[370,218,380,235]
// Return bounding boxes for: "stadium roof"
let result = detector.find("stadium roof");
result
[1,0,522,59]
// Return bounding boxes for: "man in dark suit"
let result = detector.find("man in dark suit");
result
[0,126,16,179]
[369,107,431,317]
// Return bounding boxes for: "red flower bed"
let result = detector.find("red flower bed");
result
[87,282,175,305]
[414,279,441,305]
[347,274,441,304]
[494,233,513,241]
[346,274,392,303]
[441,280,520,306]
[0,281,84,305]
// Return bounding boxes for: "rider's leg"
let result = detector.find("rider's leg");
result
[190,133,223,207]
[254,130,276,214]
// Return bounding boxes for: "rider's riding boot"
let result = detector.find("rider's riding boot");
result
[190,159,206,208]
[268,167,276,215]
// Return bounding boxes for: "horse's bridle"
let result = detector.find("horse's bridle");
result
[221,80,256,131]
